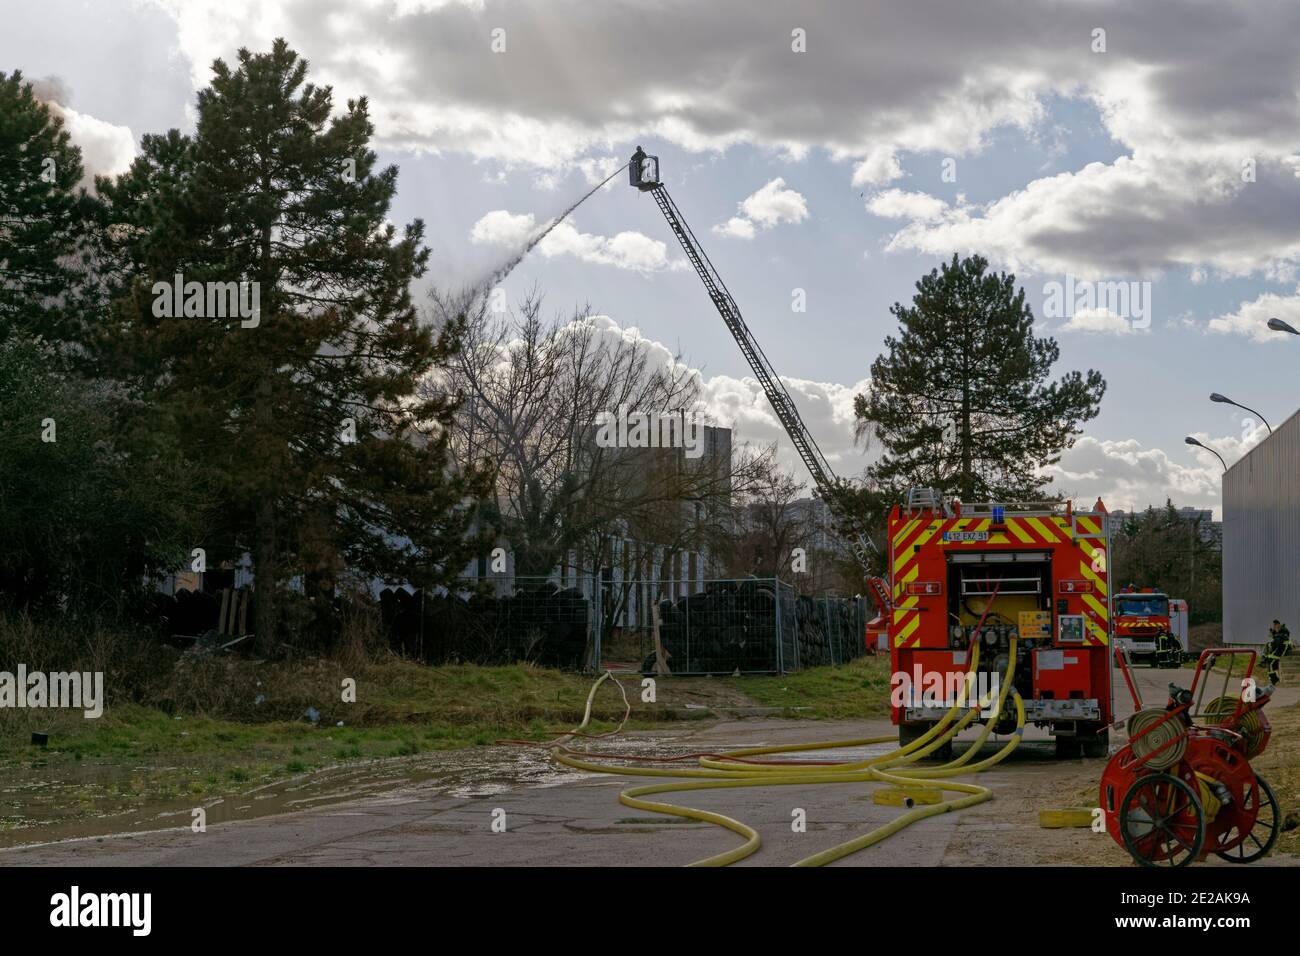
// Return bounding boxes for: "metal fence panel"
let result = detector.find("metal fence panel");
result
[596,577,865,674]
[381,575,592,668]
[405,573,869,673]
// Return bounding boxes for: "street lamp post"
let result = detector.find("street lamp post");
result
[1268,317,1299,335]
[1185,436,1227,473]
[1209,392,1272,435]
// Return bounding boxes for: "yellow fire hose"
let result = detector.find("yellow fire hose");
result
[551,638,1025,866]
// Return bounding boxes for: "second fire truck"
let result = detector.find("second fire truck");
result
[1113,587,1186,667]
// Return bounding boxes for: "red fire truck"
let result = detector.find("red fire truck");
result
[889,489,1113,758]
[1113,587,1184,667]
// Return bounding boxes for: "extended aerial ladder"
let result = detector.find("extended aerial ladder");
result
[628,147,879,578]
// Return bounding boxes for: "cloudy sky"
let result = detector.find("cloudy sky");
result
[7,0,1300,515]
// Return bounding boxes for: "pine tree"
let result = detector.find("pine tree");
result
[0,71,92,345]
[0,335,202,613]
[855,253,1105,502]
[97,40,484,650]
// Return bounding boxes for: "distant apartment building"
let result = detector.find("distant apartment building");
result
[729,493,860,595]
[1108,506,1221,543]
[735,495,836,550]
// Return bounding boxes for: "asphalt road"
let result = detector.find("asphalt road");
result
[3,662,1296,867]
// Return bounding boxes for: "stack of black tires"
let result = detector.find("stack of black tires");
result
[379,584,589,669]
[644,579,782,674]
[643,583,863,675]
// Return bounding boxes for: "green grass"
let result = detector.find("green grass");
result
[0,661,655,833]
[734,655,893,719]
[0,662,648,762]
[0,655,894,836]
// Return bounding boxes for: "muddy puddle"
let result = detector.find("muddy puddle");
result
[0,732,699,851]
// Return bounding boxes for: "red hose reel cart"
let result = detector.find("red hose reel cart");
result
[1101,648,1281,867]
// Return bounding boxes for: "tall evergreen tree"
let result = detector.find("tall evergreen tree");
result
[98,40,484,650]
[0,72,200,613]
[855,253,1105,502]
[0,336,202,613]
[0,71,92,345]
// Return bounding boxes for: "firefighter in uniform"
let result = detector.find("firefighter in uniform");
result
[1265,619,1291,684]
[1156,628,1181,669]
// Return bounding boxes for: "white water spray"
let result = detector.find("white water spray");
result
[475,161,630,297]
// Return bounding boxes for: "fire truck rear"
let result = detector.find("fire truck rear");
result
[889,489,1113,758]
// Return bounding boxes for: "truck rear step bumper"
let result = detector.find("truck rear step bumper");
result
[904,698,1100,722]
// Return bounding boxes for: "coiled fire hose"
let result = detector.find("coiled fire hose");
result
[540,637,1024,867]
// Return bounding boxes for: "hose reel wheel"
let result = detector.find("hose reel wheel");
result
[1201,694,1271,758]
[1119,772,1205,867]
[1127,708,1186,769]
[1214,774,1281,863]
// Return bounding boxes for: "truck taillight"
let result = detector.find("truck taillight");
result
[1059,580,1093,594]
[907,581,942,596]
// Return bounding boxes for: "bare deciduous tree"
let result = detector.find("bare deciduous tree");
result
[427,289,764,596]
[725,452,865,596]
[728,450,811,579]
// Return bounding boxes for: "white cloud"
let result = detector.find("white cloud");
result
[532,154,623,192]
[701,373,871,481]
[469,209,536,247]
[576,155,623,186]
[143,0,1300,279]
[140,1,1059,188]
[740,178,808,228]
[391,0,484,15]
[713,178,807,239]
[872,149,1300,281]
[1209,289,1300,342]
[1044,436,1224,518]
[1059,309,1135,336]
[852,146,904,187]
[712,217,756,240]
[865,188,949,223]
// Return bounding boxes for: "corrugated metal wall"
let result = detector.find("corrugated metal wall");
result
[1222,408,1300,643]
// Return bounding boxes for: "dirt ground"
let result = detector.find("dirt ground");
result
[3,661,1297,867]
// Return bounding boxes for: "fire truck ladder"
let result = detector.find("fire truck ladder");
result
[645,184,878,573]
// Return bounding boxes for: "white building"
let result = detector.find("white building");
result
[1222,408,1300,644]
